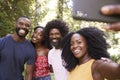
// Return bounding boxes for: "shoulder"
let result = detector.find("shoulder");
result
[93,59,110,69]
[43,48,49,56]
[0,36,10,41]
[48,48,54,53]
[0,36,12,50]
[92,60,107,73]
[25,40,34,48]
[92,59,120,79]
[24,40,35,54]
[92,59,118,73]
[46,48,49,53]
[0,36,11,45]
[94,59,115,67]
[48,48,54,57]
[92,60,109,79]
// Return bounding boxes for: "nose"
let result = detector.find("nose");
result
[20,24,26,29]
[52,34,57,38]
[72,43,78,49]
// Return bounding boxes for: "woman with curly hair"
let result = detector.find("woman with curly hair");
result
[62,27,120,80]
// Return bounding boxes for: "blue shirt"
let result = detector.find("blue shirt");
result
[0,36,35,80]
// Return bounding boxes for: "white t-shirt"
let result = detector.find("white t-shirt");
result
[48,48,68,80]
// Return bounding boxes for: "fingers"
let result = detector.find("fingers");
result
[101,5,120,31]
[101,5,120,15]
[104,22,120,31]
[101,57,113,63]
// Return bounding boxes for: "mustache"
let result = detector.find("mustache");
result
[16,27,29,33]
[15,27,29,37]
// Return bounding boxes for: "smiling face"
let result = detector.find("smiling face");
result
[31,28,44,44]
[49,28,62,49]
[70,33,87,59]
[15,17,31,38]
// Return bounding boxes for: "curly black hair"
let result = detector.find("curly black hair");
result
[45,19,69,49]
[61,27,110,72]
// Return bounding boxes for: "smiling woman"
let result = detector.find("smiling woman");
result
[31,26,51,80]
[62,27,120,80]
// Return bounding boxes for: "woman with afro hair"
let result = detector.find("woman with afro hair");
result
[62,27,120,80]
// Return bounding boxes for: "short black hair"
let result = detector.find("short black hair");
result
[62,27,110,72]
[45,19,69,49]
[17,16,30,21]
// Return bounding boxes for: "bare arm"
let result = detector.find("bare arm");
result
[25,64,34,80]
[95,60,120,79]
[49,64,54,73]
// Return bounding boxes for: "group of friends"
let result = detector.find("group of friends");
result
[0,5,120,80]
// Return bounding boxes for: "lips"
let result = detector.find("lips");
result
[32,37,37,41]
[52,39,58,43]
[73,49,80,55]
[19,29,25,35]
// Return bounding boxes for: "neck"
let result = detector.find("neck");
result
[78,54,92,65]
[55,46,61,49]
[34,43,44,49]
[12,33,26,42]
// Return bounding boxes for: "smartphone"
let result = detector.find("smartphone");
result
[72,0,120,23]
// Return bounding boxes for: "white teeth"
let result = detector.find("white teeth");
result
[19,29,25,34]
[74,50,80,54]
[52,39,57,42]
[33,38,36,41]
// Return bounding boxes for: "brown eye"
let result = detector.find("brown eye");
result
[19,22,23,25]
[77,41,82,44]
[25,24,30,27]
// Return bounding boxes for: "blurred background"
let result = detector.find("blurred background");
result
[0,1,120,79]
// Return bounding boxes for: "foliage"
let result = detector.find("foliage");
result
[111,54,120,63]
[0,0,120,61]
[0,0,35,37]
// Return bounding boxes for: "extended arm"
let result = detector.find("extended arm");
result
[96,60,120,79]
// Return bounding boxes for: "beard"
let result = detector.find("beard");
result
[15,27,29,38]
[50,38,62,48]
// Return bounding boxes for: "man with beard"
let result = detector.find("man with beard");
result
[0,16,35,80]
[45,19,69,80]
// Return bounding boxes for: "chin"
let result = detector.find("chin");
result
[74,54,81,58]
[18,34,26,38]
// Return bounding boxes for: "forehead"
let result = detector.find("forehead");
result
[17,17,31,23]
[49,28,61,33]
[71,33,85,41]
[35,28,44,32]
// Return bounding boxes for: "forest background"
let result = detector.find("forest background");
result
[0,0,120,78]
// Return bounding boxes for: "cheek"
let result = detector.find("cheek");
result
[16,24,21,28]
[82,44,87,53]
[49,35,52,39]
[25,28,30,32]
[37,37,44,42]
[27,27,30,30]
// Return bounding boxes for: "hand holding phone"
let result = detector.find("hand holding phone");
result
[72,0,120,23]
[101,5,120,31]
